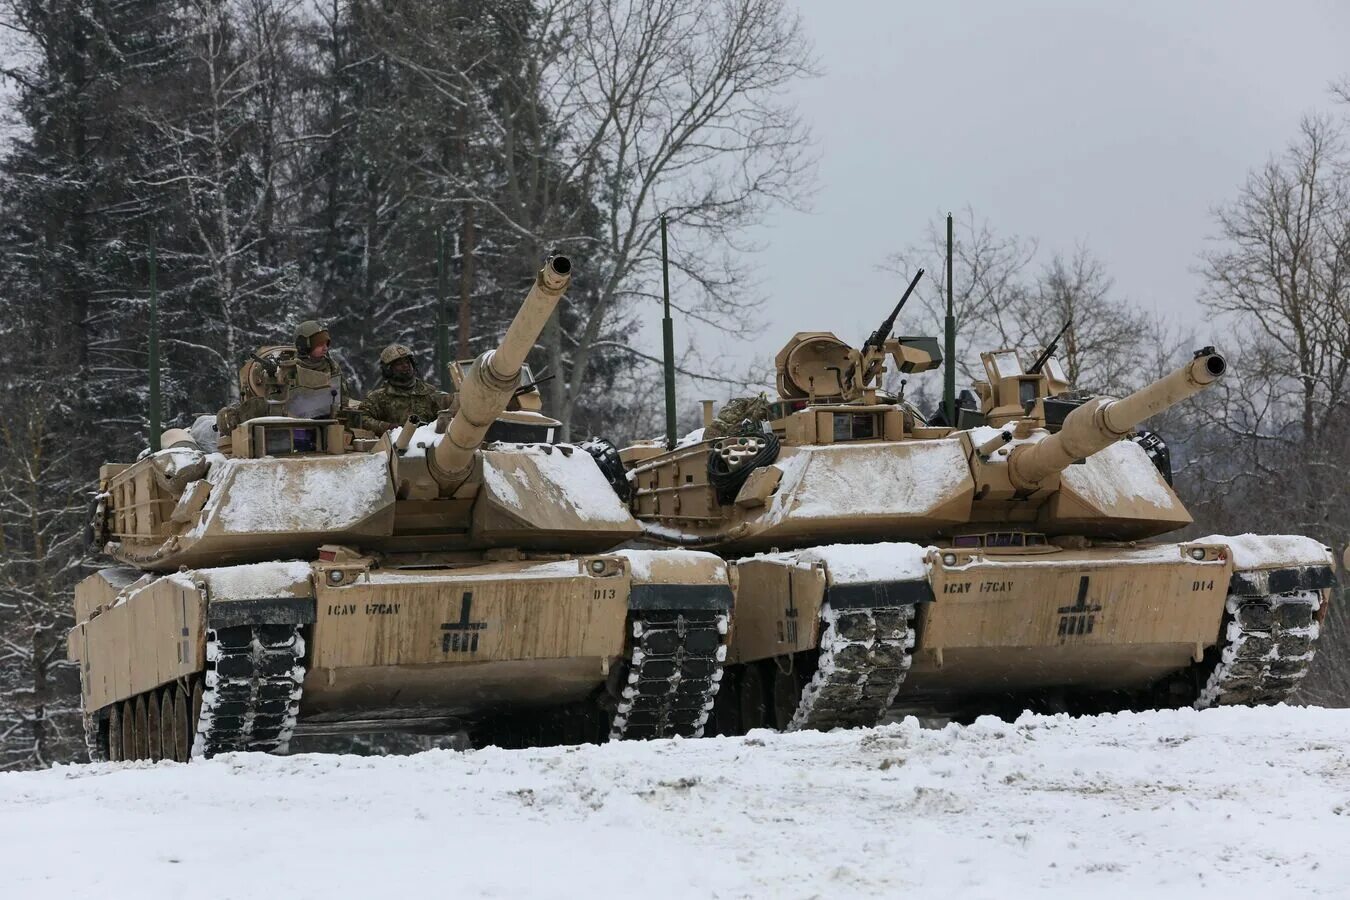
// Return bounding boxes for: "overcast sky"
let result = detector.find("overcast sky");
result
[684,0,1350,387]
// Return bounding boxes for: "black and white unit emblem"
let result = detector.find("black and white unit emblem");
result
[1057,576,1102,640]
[441,591,487,653]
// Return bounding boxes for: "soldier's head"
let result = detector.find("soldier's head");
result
[296,320,331,360]
[380,343,417,387]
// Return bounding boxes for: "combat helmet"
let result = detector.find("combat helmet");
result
[380,342,417,386]
[295,320,331,356]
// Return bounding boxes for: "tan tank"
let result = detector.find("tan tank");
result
[69,256,732,761]
[619,308,1336,731]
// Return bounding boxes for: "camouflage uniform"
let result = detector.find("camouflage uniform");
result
[359,342,452,435]
[705,393,773,439]
[360,379,452,434]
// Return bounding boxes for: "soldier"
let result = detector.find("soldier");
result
[220,320,348,430]
[360,343,453,435]
[704,392,773,439]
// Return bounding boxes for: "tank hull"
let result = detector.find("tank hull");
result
[709,535,1334,733]
[70,550,732,760]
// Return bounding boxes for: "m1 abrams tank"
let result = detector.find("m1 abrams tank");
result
[69,256,731,762]
[620,284,1335,733]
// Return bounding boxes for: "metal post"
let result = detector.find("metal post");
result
[436,227,451,390]
[661,214,677,449]
[148,226,161,452]
[943,212,957,427]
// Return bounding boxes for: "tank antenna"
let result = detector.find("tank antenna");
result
[436,225,451,390]
[661,213,678,449]
[943,211,956,426]
[148,222,161,453]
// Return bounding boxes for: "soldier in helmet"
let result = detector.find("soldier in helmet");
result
[704,392,773,439]
[295,320,334,368]
[220,319,350,430]
[359,343,453,436]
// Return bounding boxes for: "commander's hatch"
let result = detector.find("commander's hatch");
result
[449,360,561,444]
[776,332,851,402]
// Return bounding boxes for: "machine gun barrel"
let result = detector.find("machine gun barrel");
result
[1028,319,1072,374]
[428,256,572,492]
[866,268,925,352]
[848,268,924,388]
[1008,347,1226,490]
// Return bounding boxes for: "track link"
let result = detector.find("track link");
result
[789,603,915,731]
[1195,587,1323,708]
[193,623,306,756]
[610,609,729,740]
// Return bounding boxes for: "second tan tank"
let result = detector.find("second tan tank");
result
[620,303,1334,731]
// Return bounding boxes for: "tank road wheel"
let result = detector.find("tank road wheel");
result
[769,658,804,730]
[120,700,135,760]
[107,705,124,762]
[710,667,743,737]
[169,685,191,762]
[146,691,163,762]
[132,696,150,761]
[738,663,769,732]
[189,679,204,759]
[157,688,177,762]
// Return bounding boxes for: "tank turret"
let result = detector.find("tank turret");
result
[1006,348,1226,489]
[89,254,640,571]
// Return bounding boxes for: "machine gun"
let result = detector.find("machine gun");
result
[249,352,279,379]
[845,268,925,390]
[1028,319,1073,375]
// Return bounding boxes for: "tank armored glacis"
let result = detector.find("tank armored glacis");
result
[620,296,1336,732]
[70,257,731,762]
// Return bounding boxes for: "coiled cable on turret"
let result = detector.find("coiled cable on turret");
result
[708,430,781,505]
[580,437,631,501]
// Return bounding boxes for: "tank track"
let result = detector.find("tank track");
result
[788,603,916,731]
[1194,588,1322,708]
[193,623,306,756]
[610,609,729,740]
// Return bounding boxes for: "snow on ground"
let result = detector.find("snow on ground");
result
[4,708,1350,899]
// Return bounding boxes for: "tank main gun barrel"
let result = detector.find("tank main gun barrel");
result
[1007,347,1226,490]
[428,256,572,492]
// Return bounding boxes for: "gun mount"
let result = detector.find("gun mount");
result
[1006,348,1226,490]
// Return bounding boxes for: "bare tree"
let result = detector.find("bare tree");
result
[134,0,305,402]
[1199,115,1350,442]
[1194,114,1350,706]
[890,209,1148,397]
[393,0,816,439]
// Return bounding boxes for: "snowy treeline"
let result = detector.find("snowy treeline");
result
[0,0,812,768]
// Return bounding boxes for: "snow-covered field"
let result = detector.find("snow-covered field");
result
[3,708,1349,899]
